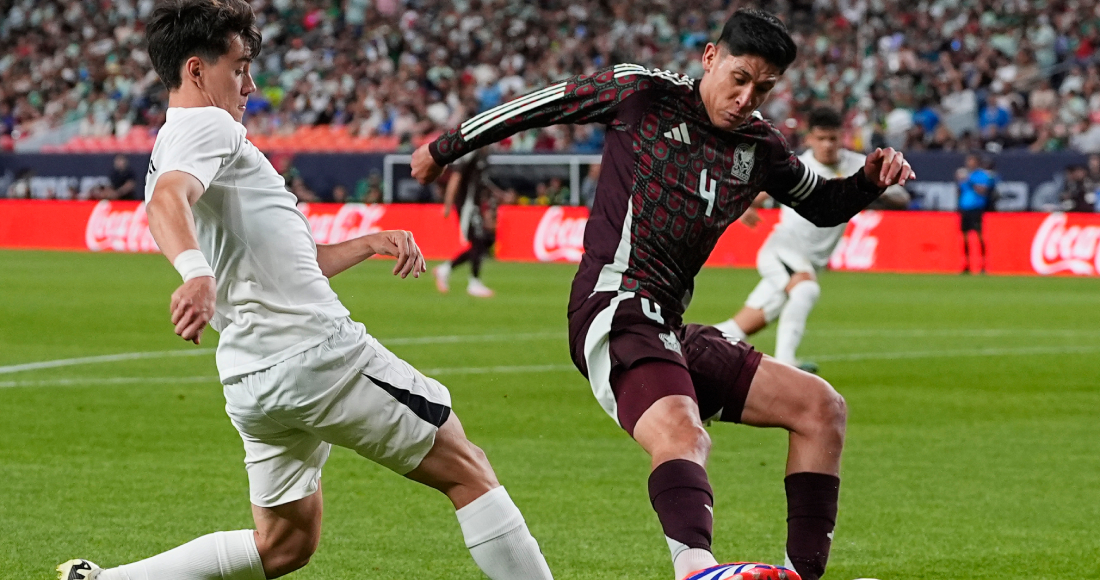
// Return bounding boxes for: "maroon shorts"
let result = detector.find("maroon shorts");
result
[568,291,763,435]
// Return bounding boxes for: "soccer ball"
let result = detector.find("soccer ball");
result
[684,562,800,580]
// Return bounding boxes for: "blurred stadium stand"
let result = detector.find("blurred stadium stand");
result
[3,0,1100,155]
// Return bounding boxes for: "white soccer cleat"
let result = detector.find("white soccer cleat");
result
[57,559,101,580]
[433,263,451,293]
[467,278,494,298]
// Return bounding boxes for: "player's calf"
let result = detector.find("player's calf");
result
[624,364,719,579]
[406,414,553,580]
[252,491,323,578]
[740,359,845,580]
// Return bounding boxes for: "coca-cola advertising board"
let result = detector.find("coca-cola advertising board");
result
[2,200,1099,277]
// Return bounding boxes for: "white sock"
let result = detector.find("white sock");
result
[98,530,264,580]
[456,486,553,580]
[712,319,747,341]
[774,280,820,364]
[670,544,718,579]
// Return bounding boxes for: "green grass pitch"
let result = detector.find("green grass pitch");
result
[1,250,1098,580]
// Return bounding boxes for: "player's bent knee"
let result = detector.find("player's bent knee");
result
[457,440,498,489]
[642,418,711,465]
[800,379,847,440]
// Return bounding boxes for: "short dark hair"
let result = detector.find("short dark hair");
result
[717,9,798,72]
[146,0,262,90]
[807,107,843,130]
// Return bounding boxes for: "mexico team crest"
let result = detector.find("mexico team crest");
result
[731,143,756,183]
[659,331,682,355]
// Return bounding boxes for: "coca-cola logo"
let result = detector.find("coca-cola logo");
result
[534,206,586,262]
[301,203,386,244]
[829,211,881,270]
[1030,212,1100,276]
[85,200,159,252]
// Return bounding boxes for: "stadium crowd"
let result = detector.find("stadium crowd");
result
[3,0,1100,155]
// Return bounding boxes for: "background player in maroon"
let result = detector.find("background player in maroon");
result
[412,9,914,580]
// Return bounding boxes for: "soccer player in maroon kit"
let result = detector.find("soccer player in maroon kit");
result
[412,9,914,580]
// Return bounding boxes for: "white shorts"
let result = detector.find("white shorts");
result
[222,318,452,508]
[744,235,818,321]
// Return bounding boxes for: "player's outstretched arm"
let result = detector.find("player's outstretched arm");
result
[412,64,669,183]
[146,171,214,345]
[766,144,916,227]
[316,230,426,279]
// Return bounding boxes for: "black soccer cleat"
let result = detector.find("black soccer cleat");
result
[57,559,101,580]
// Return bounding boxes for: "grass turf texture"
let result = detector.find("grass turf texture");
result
[1,249,1098,580]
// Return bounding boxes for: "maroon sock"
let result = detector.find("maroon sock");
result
[648,459,714,551]
[785,472,840,580]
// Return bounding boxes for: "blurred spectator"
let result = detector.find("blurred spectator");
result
[1060,164,1097,212]
[5,168,32,199]
[331,183,348,203]
[354,169,384,203]
[288,175,319,203]
[92,154,137,200]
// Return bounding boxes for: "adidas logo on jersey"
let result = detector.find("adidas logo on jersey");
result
[663,122,691,144]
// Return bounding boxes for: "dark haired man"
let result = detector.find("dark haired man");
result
[412,9,914,580]
[57,2,554,580]
[714,107,909,372]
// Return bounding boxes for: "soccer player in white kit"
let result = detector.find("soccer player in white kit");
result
[57,2,554,580]
[714,108,908,372]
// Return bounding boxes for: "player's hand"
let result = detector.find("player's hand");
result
[170,276,216,345]
[367,230,427,278]
[411,143,445,185]
[864,147,916,188]
[442,203,452,218]
[738,206,762,228]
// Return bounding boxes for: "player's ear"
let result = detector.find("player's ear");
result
[701,43,719,73]
[185,56,204,86]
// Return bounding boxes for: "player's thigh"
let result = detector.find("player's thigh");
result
[756,238,793,283]
[739,356,845,432]
[259,320,454,477]
[308,331,453,475]
[224,374,331,510]
[573,292,697,434]
[677,323,764,424]
[785,271,817,294]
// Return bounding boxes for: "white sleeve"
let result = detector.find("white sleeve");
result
[150,108,244,192]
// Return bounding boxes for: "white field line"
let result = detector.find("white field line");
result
[3,344,1099,389]
[811,328,1100,338]
[0,376,217,388]
[0,365,577,389]
[0,332,563,376]
[811,343,1100,362]
[420,364,576,375]
[1,328,1094,379]
[382,331,561,345]
[0,349,216,375]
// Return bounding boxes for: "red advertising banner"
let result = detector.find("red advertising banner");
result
[2,200,1099,276]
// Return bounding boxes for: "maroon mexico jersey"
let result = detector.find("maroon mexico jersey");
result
[429,63,883,319]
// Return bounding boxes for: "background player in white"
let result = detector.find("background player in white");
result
[714,108,909,372]
[57,2,554,579]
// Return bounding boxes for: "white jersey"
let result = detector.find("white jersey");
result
[769,148,866,268]
[146,107,350,382]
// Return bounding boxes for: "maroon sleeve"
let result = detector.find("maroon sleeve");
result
[760,124,883,227]
[428,64,665,165]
